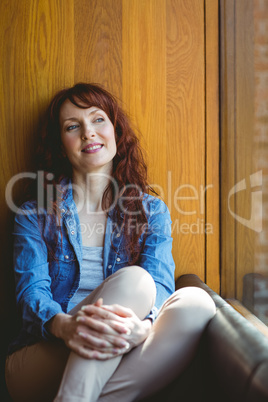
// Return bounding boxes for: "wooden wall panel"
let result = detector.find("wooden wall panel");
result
[74,0,122,98]
[122,0,167,194]
[0,0,74,317]
[166,0,206,279]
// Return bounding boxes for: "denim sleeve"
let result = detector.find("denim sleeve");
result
[139,197,175,322]
[13,203,63,340]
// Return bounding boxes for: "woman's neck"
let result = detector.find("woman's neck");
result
[72,168,112,213]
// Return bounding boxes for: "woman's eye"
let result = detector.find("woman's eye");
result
[95,117,104,123]
[67,125,79,131]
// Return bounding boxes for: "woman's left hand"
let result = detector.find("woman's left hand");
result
[82,302,152,351]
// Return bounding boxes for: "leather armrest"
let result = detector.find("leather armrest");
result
[175,274,268,402]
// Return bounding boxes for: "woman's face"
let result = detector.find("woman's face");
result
[59,100,117,176]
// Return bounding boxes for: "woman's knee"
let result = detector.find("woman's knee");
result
[160,286,216,332]
[107,266,156,318]
[115,266,155,295]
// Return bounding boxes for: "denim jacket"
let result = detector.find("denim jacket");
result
[9,179,175,354]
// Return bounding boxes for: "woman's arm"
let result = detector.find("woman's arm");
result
[14,204,131,359]
[13,203,63,340]
[139,196,176,319]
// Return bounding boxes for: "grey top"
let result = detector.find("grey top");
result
[69,246,104,309]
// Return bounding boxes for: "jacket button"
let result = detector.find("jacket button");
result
[64,255,69,260]
[108,265,112,269]
[71,230,75,235]
[61,208,65,213]
[116,233,120,237]
[116,257,121,262]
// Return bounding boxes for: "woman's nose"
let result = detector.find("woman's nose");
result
[81,125,95,140]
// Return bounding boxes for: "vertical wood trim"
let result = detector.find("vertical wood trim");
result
[220,0,256,299]
[235,0,255,301]
[205,0,220,293]
[220,0,236,298]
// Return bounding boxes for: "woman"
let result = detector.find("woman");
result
[5,83,216,402]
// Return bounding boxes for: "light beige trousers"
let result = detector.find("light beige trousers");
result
[5,267,216,402]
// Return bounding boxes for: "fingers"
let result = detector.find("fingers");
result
[68,340,117,360]
[67,334,130,360]
[101,304,133,318]
[76,315,118,336]
[106,319,132,335]
[75,316,130,349]
[78,332,130,354]
[76,324,130,349]
[77,314,131,338]
[90,313,131,336]
[94,298,103,307]
[98,333,130,349]
[78,303,135,338]
[80,304,126,322]
[56,302,134,360]
[79,305,131,334]
[77,330,113,350]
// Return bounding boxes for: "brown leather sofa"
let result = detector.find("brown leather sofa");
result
[2,274,268,401]
[143,274,268,402]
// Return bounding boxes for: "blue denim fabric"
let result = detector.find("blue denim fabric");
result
[9,179,175,354]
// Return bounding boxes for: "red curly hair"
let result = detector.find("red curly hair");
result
[35,83,156,263]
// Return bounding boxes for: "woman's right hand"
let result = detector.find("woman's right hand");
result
[47,300,130,360]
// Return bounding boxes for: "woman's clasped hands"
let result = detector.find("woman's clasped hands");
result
[50,298,152,360]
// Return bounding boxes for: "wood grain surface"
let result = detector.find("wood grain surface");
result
[166,0,206,279]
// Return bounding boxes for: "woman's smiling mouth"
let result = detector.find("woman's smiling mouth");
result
[81,143,104,153]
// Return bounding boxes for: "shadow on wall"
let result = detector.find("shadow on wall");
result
[0,105,47,402]
[0,209,18,402]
